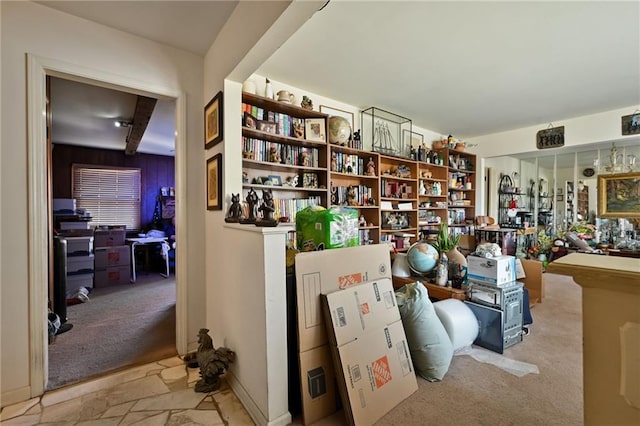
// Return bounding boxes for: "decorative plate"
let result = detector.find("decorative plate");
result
[583,167,595,177]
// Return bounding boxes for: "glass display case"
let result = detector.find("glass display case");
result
[361,107,412,159]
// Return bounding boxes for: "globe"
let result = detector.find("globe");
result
[328,116,351,145]
[406,242,439,275]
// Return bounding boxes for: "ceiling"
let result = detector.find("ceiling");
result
[38,1,639,156]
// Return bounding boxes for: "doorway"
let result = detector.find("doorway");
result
[27,54,188,396]
[47,76,179,389]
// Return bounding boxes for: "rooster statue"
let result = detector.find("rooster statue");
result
[193,328,236,393]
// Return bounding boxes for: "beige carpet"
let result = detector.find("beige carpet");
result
[310,273,583,425]
[47,274,177,390]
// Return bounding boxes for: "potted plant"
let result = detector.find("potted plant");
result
[431,223,461,254]
[430,223,466,288]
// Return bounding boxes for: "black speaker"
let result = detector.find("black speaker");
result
[53,237,67,323]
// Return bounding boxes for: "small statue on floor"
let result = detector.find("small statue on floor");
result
[225,193,243,223]
[194,328,236,393]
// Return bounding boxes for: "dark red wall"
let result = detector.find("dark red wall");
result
[51,144,174,228]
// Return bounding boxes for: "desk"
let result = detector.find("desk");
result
[126,237,170,282]
[547,253,640,426]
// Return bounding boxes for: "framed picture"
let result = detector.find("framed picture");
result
[402,129,424,149]
[243,112,257,129]
[305,118,326,142]
[257,120,278,134]
[206,154,222,210]
[598,172,640,218]
[268,175,282,186]
[204,91,223,149]
[320,105,354,131]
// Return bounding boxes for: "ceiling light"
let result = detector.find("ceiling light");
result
[115,120,133,128]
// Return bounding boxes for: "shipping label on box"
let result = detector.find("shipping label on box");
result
[295,244,392,352]
[323,278,398,347]
[332,320,417,426]
[467,255,516,285]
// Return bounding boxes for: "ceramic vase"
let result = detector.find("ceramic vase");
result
[446,246,467,289]
[436,252,448,286]
[391,253,411,278]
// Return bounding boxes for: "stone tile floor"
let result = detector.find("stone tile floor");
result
[0,356,255,425]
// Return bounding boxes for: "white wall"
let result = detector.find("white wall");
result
[1,1,205,405]
[202,2,324,425]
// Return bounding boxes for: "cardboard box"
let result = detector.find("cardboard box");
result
[94,245,131,269]
[520,258,545,304]
[298,345,339,425]
[294,244,392,423]
[329,320,417,425]
[295,244,392,352]
[323,278,398,347]
[94,229,126,248]
[467,255,516,285]
[94,265,131,287]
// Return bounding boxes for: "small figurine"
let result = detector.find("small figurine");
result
[225,193,243,223]
[265,77,274,99]
[284,175,299,187]
[359,215,367,227]
[242,172,249,183]
[269,146,281,163]
[366,157,376,176]
[353,129,361,148]
[331,152,338,172]
[256,189,278,227]
[241,188,259,224]
[347,186,358,206]
[292,121,304,138]
[299,150,311,167]
[420,169,432,179]
[301,95,313,110]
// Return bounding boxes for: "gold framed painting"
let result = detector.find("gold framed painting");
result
[207,154,222,210]
[204,91,223,149]
[597,172,640,218]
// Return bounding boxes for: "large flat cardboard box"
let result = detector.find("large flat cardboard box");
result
[94,245,131,269]
[295,244,392,352]
[467,255,516,285]
[323,278,398,347]
[298,345,339,425]
[328,320,417,425]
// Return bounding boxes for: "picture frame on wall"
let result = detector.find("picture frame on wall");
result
[204,91,223,149]
[206,154,222,210]
[305,118,326,142]
[598,172,640,218]
[403,129,424,150]
[320,105,354,131]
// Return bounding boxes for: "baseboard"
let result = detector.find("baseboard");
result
[226,372,292,426]
[0,385,32,410]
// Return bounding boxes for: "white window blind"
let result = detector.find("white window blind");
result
[72,165,141,230]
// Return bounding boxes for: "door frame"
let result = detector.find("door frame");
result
[27,54,188,395]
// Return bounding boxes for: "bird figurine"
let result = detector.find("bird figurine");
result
[301,95,313,110]
[193,328,236,393]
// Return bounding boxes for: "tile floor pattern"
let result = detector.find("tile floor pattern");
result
[1,356,255,425]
